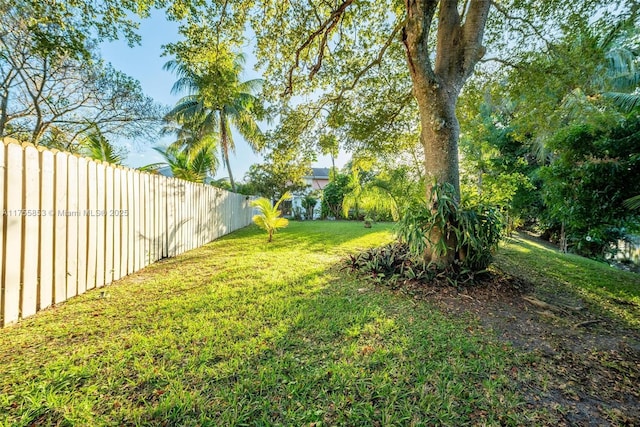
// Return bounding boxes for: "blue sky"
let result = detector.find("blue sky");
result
[100,10,264,182]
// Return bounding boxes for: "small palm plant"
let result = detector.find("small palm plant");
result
[80,128,125,165]
[251,192,291,242]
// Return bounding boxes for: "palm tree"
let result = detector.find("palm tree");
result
[164,53,264,192]
[600,16,640,112]
[251,192,291,242]
[340,158,399,221]
[140,143,218,184]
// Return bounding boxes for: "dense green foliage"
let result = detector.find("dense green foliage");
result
[456,12,640,260]
[540,118,640,258]
[321,174,350,219]
[321,161,425,221]
[300,193,319,219]
[1,0,153,60]
[397,183,504,271]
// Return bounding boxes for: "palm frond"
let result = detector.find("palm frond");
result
[164,60,200,95]
[606,47,640,87]
[237,78,264,95]
[147,145,216,183]
[273,191,292,211]
[603,91,640,112]
[165,97,202,122]
[171,76,200,96]
[624,194,640,210]
[81,130,124,164]
[231,111,262,150]
[137,162,165,173]
[251,193,290,242]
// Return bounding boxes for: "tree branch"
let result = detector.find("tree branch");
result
[284,0,354,96]
[434,0,462,78]
[402,0,438,84]
[479,56,522,69]
[490,1,553,51]
[332,18,406,102]
[460,0,491,81]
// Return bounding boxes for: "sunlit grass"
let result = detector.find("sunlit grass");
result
[0,221,540,426]
[3,224,637,425]
[496,233,640,328]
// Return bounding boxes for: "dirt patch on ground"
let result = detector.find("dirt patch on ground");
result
[400,273,640,426]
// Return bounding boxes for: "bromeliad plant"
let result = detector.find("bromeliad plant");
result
[251,192,291,242]
[396,182,504,272]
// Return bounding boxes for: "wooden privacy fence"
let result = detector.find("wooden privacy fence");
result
[0,138,254,327]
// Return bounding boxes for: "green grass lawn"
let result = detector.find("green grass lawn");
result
[0,222,637,426]
[495,233,640,328]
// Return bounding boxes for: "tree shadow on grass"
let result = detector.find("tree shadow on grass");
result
[121,268,538,426]
[4,222,576,426]
[0,260,533,426]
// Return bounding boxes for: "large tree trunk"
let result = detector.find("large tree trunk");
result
[416,84,461,264]
[220,112,236,192]
[402,0,491,266]
[418,84,461,197]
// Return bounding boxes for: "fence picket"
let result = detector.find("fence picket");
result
[66,155,79,299]
[22,145,40,318]
[95,162,106,288]
[143,173,151,267]
[154,175,161,262]
[119,168,128,277]
[133,172,141,271]
[3,143,24,325]
[86,161,97,290]
[77,157,88,296]
[53,152,68,303]
[105,166,114,285]
[39,149,54,309]
[112,167,122,281]
[126,169,135,275]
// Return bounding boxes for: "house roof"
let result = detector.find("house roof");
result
[307,167,331,179]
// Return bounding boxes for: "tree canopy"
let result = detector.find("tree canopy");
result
[159,1,634,261]
[1,0,164,149]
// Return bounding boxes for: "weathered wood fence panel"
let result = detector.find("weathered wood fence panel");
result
[0,139,253,326]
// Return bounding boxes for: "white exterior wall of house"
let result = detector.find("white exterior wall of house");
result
[290,167,330,220]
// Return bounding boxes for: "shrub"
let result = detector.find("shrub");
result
[343,242,432,286]
[342,242,488,288]
[396,183,505,271]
